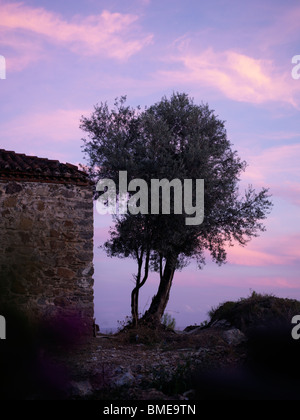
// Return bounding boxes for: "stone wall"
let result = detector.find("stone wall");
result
[0,180,94,335]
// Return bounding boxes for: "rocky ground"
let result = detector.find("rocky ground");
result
[3,292,299,400]
[52,323,250,400]
[43,310,300,401]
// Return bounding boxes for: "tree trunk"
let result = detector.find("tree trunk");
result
[131,287,139,328]
[131,248,150,327]
[142,255,177,326]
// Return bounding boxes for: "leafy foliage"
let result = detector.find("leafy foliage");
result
[161,312,176,331]
[208,291,300,333]
[81,93,272,268]
[81,93,273,323]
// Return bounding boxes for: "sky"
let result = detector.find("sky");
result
[1,0,300,330]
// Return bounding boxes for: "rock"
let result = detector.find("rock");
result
[184,325,200,332]
[114,365,125,374]
[182,389,196,400]
[136,388,175,400]
[210,319,232,328]
[222,328,247,346]
[185,327,204,335]
[69,380,93,397]
[5,182,23,194]
[114,370,135,387]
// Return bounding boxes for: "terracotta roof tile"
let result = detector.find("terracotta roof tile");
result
[0,149,92,186]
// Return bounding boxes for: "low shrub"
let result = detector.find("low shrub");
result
[208,291,300,333]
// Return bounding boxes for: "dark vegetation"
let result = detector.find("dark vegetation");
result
[159,292,300,400]
[208,290,300,333]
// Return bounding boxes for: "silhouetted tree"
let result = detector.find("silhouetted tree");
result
[81,93,273,326]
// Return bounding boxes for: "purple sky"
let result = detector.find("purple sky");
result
[1,0,300,329]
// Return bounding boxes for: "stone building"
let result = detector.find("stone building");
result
[0,149,94,335]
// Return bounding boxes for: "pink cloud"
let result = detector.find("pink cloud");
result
[0,108,96,164]
[276,182,300,207]
[158,47,300,107]
[0,33,46,71]
[238,143,300,208]
[1,108,88,145]
[244,144,300,182]
[0,2,153,68]
[227,232,300,267]
[227,245,282,267]
[173,266,299,290]
[220,275,300,290]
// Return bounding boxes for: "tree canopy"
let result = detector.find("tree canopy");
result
[80,92,273,325]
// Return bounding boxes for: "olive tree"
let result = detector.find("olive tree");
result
[81,93,272,326]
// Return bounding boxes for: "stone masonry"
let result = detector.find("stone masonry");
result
[0,149,94,335]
